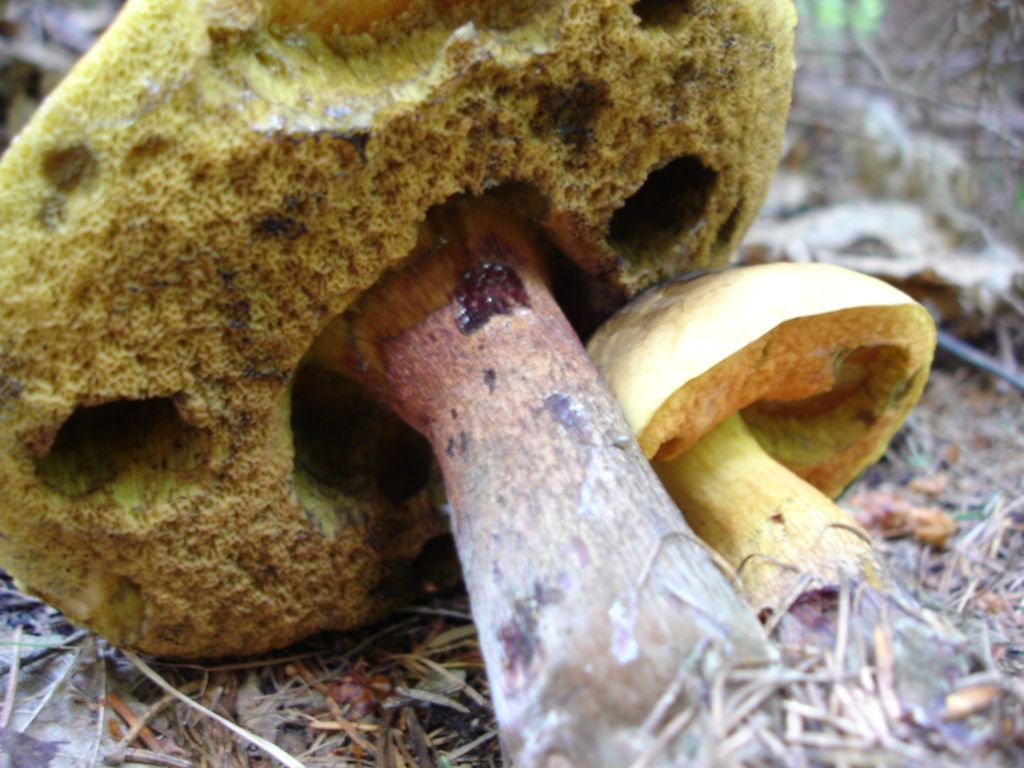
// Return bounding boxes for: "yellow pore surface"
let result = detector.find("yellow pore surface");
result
[0,0,795,656]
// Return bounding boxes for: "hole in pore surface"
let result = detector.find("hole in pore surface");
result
[714,198,744,255]
[34,399,209,505]
[290,365,435,536]
[413,533,460,587]
[631,0,696,28]
[370,533,461,599]
[608,156,717,265]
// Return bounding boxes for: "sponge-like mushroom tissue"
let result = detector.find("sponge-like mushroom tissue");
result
[0,0,794,657]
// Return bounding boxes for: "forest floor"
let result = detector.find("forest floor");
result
[1,1,1022,766]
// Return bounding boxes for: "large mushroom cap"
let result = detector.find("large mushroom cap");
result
[587,262,937,496]
[0,0,795,656]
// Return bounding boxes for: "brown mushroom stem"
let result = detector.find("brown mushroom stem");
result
[655,412,881,616]
[331,207,769,766]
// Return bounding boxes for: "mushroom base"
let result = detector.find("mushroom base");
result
[657,412,973,730]
[656,412,882,613]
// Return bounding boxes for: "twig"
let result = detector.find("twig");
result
[289,660,378,756]
[401,706,436,768]
[937,329,1024,392]
[392,654,489,709]
[107,690,166,753]
[123,652,307,768]
[305,716,378,755]
[0,626,22,728]
[638,662,692,737]
[107,687,196,761]
[397,605,474,621]
[90,641,108,768]
[103,748,193,768]
[390,685,469,714]
[627,707,697,768]
[0,628,88,677]
[443,729,498,762]
[20,642,82,730]
[376,709,395,768]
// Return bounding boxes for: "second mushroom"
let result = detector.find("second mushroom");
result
[589,262,971,714]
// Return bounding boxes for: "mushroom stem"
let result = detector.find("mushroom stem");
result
[335,206,769,766]
[655,412,881,616]
[654,410,974,723]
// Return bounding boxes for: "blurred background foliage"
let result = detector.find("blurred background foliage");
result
[786,0,1022,245]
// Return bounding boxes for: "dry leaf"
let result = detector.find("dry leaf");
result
[850,489,957,547]
[0,728,61,768]
[973,593,1004,616]
[908,472,949,497]
[906,505,957,547]
[741,199,1021,321]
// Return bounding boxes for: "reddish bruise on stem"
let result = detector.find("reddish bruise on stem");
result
[454,257,531,334]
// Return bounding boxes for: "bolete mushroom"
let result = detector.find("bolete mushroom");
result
[0,1,796,763]
[588,263,971,684]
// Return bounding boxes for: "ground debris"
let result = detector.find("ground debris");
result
[0,1,1022,766]
[850,486,959,547]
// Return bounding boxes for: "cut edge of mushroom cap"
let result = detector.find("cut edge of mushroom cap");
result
[587,262,936,497]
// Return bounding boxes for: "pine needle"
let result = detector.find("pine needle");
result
[123,651,307,768]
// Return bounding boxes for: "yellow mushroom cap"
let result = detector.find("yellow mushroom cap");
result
[587,262,936,496]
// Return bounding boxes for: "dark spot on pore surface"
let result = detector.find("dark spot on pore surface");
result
[125,135,173,174]
[42,142,97,193]
[532,80,610,150]
[254,215,307,241]
[0,374,23,401]
[770,513,785,525]
[714,198,744,253]
[673,58,701,86]
[454,261,530,334]
[337,131,370,164]
[483,368,497,392]
[226,299,251,330]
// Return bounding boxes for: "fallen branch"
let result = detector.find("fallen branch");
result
[937,328,1024,392]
